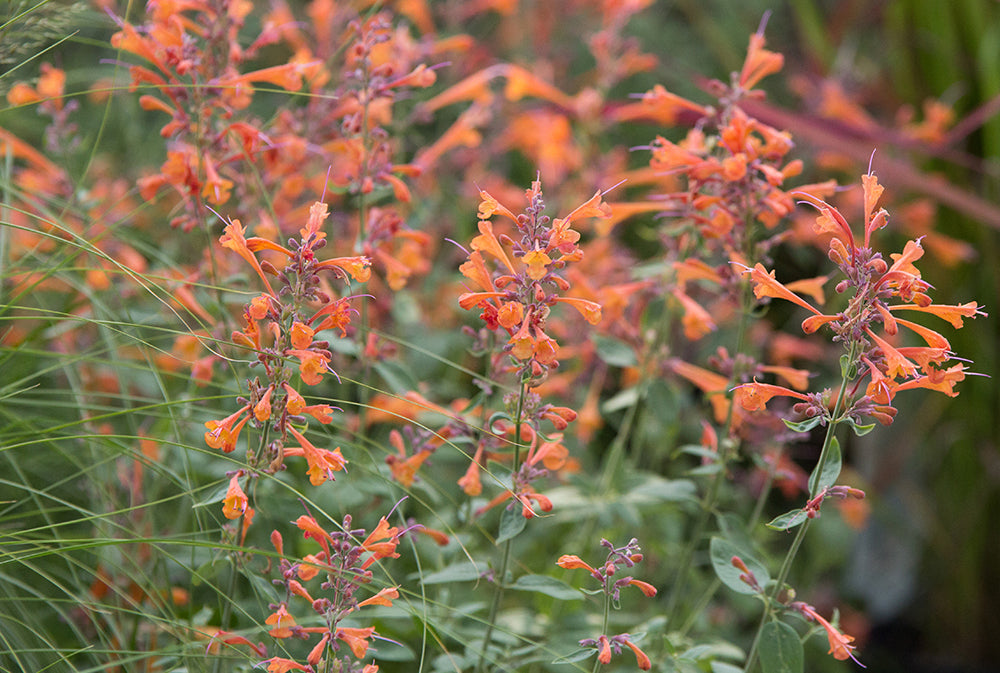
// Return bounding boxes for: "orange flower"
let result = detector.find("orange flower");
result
[356,586,399,609]
[624,638,652,671]
[671,288,717,340]
[285,349,331,386]
[458,443,485,496]
[556,554,598,574]
[290,321,315,350]
[459,249,496,292]
[286,426,347,486]
[204,405,251,453]
[743,263,822,316]
[336,626,376,658]
[553,296,602,325]
[222,473,248,520]
[293,515,335,553]
[521,247,551,280]
[254,385,274,422]
[628,578,658,598]
[264,657,309,673]
[282,383,306,415]
[387,448,432,488]
[597,635,612,664]
[796,603,863,664]
[360,517,401,568]
[265,603,297,638]
[315,255,372,283]
[733,379,811,412]
[890,301,985,329]
[739,32,784,89]
[307,632,330,666]
[219,220,275,296]
[470,220,516,273]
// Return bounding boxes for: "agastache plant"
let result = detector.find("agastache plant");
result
[259,514,407,672]
[557,539,657,671]
[458,179,611,672]
[731,171,984,670]
[206,202,369,521]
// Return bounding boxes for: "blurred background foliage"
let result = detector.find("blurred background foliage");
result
[1,0,998,671]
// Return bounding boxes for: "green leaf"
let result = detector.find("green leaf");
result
[551,648,594,664]
[421,560,484,585]
[510,574,583,600]
[373,360,418,394]
[766,509,808,531]
[592,334,638,367]
[759,620,803,673]
[497,505,527,543]
[844,416,876,436]
[782,416,823,433]
[808,436,842,496]
[709,537,770,595]
[602,386,640,413]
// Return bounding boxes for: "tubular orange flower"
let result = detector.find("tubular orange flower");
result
[522,247,552,280]
[796,603,863,665]
[556,554,599,574]
[222,473,248,520]
[733,379,811,412]
[739,31,784,89]
[264,657,309,673]
[386,448,432,488]
[360,517,401,568]
[290,321,315,350]
[254,385,273,421]
[478,188,519,222]
[597,635,612,664]
[315,255,372,283]
[220,220,276,296]
[307,632,330,666]
[624,638,652,671]
[204,404,251,453]
[865,330,919,379]
[890,301,985,328]
[671,288,717,340]
[336,626,376,658]
[285,349,331,386]
[458,443,485,496]
[282,383,305,415]
[459,290,506,310]
[470,219,516,272]
[628,578,658,597]
[286,426,347,485]
[553,296,602,325]
[293,515,335,553]
[743,263,823,316]
[356,586,399,609]
[459,249,496,292]
[265,603,297,638]
[302,404,335,424]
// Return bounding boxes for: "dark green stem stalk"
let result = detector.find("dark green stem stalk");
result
[742,371,852,672]
[476,382,528,673]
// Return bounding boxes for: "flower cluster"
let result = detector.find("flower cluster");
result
[459,179,609,383]
[790,601,864,666]
[557,539,656,670]
[735,172,984,426]
[259,513,407,672]
[205,202,368,518]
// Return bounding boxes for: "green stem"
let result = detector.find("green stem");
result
[476,382,527,673]
[742,371,852,672]
[592,580,613,673]
[666,276,755,623]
